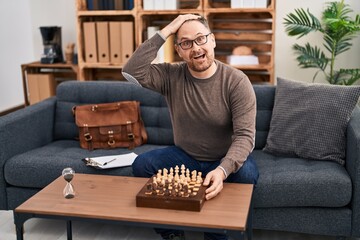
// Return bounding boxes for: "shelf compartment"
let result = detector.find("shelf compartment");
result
[77,10,135,17]
[82,68,126,81]
[139,0,202,11]
[205,0,274,9]
[243,69,271,83]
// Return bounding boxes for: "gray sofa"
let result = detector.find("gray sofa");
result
[1,81,359,239]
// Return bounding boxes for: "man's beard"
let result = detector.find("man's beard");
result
[187,52,215,73]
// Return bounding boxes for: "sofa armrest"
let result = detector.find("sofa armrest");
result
[0,97,56,210]
[346,106,360,237]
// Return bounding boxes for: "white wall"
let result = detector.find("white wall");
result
[0,0,360,112]
[29,0,76,62]
[0,1,33,111]
[275,0,360,84]
[0,0,76,112]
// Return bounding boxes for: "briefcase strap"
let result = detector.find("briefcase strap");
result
[83,124,93,151]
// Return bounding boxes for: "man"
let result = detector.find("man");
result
[122,14,259,240]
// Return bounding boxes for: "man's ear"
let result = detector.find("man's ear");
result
[211,33,216,48]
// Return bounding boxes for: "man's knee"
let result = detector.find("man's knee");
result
[132,155,149,177]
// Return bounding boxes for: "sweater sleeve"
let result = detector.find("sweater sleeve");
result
[219,75,257,175]
[121,33,169,93]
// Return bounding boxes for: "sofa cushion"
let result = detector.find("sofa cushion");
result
[4,140,169,189]
[253,85,276,149]
[54,81,173,145]
[251,150,352,208]
[263,77,360,165]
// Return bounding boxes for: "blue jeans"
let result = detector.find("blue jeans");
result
[132,146,259,240]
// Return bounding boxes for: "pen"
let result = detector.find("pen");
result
[102,158,117,166]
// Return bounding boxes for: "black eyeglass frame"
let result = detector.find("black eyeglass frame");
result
[176,33,212,50]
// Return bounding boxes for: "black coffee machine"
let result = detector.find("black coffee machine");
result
[40,26,64,64]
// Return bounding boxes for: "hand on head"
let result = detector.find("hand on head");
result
[160,14,201,39]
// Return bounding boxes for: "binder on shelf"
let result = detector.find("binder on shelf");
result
[93,0,99,10]
[231,0,269,8]
[255,0,269,8]
[96,21,110,63]
[124,0,134,10]
[83,22,98,63]
[108,0,115,10]
[145,0,178,10]
[164,0,179,10]
[231,0,253,8]
[143,0,154,10]
[120,21,134,63]
[86,0,94,10]
[98,0,105,10]
[109,21,122,64]
[114,0,123,10]
[153,0,164,10]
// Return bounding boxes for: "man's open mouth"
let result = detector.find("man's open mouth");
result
[193,54,206,60]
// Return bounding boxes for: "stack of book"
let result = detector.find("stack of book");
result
[143,0,179,10]
[86,0,134,10]
[231,0,269,8]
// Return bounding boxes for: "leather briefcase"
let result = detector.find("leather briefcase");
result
[73,101,147,150]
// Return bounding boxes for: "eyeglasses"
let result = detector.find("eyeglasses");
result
[177,33,212,50]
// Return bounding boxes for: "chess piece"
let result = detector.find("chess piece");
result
[163,168,168,179]
[186,169,191,181]
[183,183,190,197]
[62,167,75,199]
[180,164,185,175]
[145,183,153,194]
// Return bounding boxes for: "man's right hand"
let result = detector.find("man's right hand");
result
[160,14,200,39]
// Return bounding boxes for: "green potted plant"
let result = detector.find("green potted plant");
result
[283,0,360,85]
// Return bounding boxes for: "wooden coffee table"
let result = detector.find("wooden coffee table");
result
[14,174,253,240]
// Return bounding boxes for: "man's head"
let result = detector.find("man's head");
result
[174,16,217,78]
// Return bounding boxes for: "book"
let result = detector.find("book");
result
[143,0,154,10]
[86,0,94,10]
[83,152,138,169]
[114,0,123,10]
[231,0,268,8]
[164,0,179,10]
[124,0,134,10]
[108,0,115,10]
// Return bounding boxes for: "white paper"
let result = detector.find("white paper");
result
[86,153,138,169]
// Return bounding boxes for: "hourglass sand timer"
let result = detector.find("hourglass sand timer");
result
[62,167,75,199]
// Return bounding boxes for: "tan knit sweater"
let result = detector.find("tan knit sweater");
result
[122,33,256,175]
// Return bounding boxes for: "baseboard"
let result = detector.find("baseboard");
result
[0,104,25,116]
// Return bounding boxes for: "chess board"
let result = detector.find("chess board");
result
[136,165,207,212]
